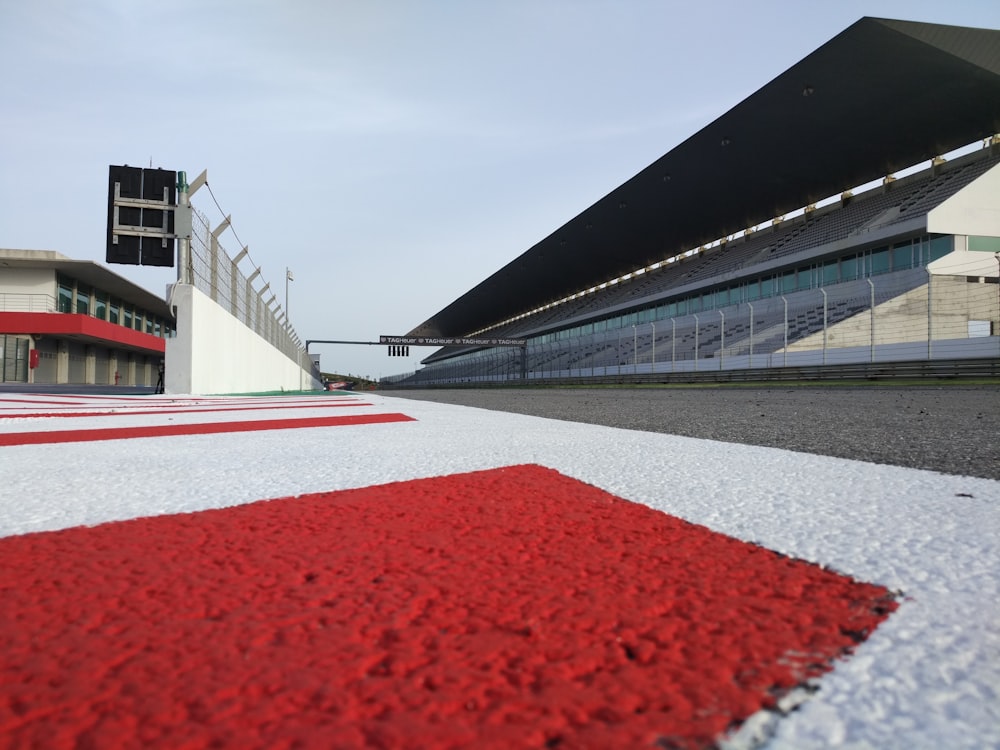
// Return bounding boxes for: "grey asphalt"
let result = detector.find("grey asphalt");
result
[385,386,1000,481]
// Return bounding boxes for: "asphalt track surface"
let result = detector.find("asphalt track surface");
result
[385,385,1000,481]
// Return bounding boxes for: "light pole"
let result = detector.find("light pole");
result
[285,268,294,327]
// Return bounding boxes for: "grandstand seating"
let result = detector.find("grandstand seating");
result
[386,145,999,386]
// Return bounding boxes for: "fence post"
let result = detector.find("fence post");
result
[719,309,725,370]
[209,216,230,303]
[650,322,656,374]
[671,318,676,372]
[820,287,828,365]
[633,325,638,373]
[867,278,876,362]
[231,246,248,320]
[748,301,754,367]
[693,313,700,371]
[781,296,788,367]
[926,268,933,360]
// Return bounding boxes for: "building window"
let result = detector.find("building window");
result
[822,259,839,285]
[781,271,796,293]
[94,291,107,321]
[123,307,133,329]
[928,235,952,261]
[109,299,120,324]
[870,247,890,275]
[75,283,91,315]
[969,235,1000,253]
[57,279,73,313]
[796,268,813,291]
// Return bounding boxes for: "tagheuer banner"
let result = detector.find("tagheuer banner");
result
[379,336,526,347]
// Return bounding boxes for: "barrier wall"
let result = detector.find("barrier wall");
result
[165,284,320,395]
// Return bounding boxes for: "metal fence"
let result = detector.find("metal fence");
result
[0,293,56,313]
[187,204,317,375]
[382,269,1000,386]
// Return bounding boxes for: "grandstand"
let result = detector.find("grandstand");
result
[383,17,1000,387]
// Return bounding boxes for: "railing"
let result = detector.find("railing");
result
[381,270,1000,388]
[0,294,56,313]
[380,357,1000,388]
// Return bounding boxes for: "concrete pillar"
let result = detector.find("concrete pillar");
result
[109,350,119,386]
[57,340,69,384]
[85,346,96,384]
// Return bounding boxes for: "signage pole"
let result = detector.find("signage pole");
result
[177,171,191,284]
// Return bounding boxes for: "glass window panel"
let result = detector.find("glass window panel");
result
[781,271,796,293]
[969,236,1000,253]
[123,307,133,328]
[929,235,952,261]
[891,243,911,270]
[94,292,107,321]
[109,300,120,324]
[746,280,760,301]
[823,259,839,284]
[870,248,890,275]
[760,277,774,298]
[57,283,73,313]
[75,284,90,315]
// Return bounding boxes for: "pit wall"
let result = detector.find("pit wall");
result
[165,284,320,395]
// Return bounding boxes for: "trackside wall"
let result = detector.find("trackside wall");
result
[166,284,320,395]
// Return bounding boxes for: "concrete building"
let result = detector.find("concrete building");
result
[0,249,174,386]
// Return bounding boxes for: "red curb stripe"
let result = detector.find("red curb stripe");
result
[0,412,415,446]
[0,464,896,749]
[0,398,90,406]
[3,402,375,419]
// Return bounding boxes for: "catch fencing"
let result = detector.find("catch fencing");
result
[187,204,316,375]
[382,269,1000,386]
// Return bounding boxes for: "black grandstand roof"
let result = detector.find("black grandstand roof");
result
[406,17,1000,340]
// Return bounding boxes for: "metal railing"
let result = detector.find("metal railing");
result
[0,293,56,313]
[382,270,1000,387]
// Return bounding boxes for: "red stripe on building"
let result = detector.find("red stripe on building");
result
[0,464,896,749]
[0,412,414,445]
[0,312,166,353]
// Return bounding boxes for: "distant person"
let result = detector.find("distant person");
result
[156,361,164,394]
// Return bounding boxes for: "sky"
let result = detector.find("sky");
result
[2,1,999,380]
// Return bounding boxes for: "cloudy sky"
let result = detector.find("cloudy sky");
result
[2,1,998,380]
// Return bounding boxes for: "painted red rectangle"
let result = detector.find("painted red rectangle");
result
[0,464,896,749]
[0,412,414,446]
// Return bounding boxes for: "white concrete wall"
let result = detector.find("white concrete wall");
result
[0,268,55,298]
[165,284,320,395]
[927,160,1000,239]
